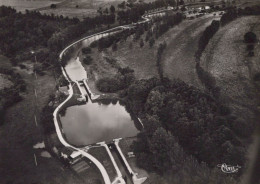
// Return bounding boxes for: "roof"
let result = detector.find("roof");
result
[70,151,81,159]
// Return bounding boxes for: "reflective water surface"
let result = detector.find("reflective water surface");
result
[60,100,140,146]
[60,34,140,146]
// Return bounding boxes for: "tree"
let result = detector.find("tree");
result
[140,38,144,48]
[150,127,185,173]
[110,5,115,14]
[149,38,155,47]
[145,90,164,115]
[104,8,109,14]
[244,32,257,43]
[97,7,103,15]
[82,47,91,54]
[118,1,126,9]
[50,4,57,9]
[112,42,117,51]
[83,56,92,65]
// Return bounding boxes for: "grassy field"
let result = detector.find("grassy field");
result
[82,12,221,95]
[161,13,221,89]
[39,0,123,19]
[0,0,62,12]
[0,56,82,184]
[200,15,260,125]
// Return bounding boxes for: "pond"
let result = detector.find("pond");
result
[59,100,141,147]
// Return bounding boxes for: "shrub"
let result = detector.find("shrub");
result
[196,20,220,60]
[248,51,254,57]
[112,42,117,51]
[83,56,92,65]
[96,76,125,92]
[149,38,155,48]
[96,67,135,92]
[139,39,144,48]
[244,32,257,43]
[82,47,91,54]
[246,44,254,51]
[50,4,57,9]
[253,73,260,81]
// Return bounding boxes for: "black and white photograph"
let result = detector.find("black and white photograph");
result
[0,0,260,183]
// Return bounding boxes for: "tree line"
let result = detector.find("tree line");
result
[221,6,260,26]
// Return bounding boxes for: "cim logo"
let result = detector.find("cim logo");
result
[217,163,241,173]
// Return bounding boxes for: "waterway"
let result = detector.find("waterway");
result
[59,34,141,147]
[59,99,141,146]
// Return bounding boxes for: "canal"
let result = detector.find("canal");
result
[59,34,142,147]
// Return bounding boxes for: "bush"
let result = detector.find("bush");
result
[139,39,144,48]
[82,47,91,54]
[220,8,237,26]
[246,44,254,51]
[96,76,125,92]
[50,4,57,9]
[196,20,220,60]
[244,32,257,43]
[253,73,260,81]
[83,56,93,65]
[149,38,155,48]
[248,51,254,57]
[96,67,135,92]
[112,42,117,51]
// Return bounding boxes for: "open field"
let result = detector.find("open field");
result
[200,15,260,124]
[39,0,123,19]
[0,56,82,184]
[0,0,61,12]
[161,13,220,89]
[82,12,221,95]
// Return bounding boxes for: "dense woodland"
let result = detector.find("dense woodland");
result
[0,68,25,125]
[118,76,250,183]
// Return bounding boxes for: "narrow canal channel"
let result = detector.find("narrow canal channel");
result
[109,144,133,184]
[59,34,142,147]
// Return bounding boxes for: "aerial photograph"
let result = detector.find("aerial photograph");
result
[0,0,259,183]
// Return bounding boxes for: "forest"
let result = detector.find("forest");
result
[121,76,249,182]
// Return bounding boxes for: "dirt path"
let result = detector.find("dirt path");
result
[200,15,260,122]
[161,13,221,89]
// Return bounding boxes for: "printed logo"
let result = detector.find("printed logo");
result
[217,163,241,173]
